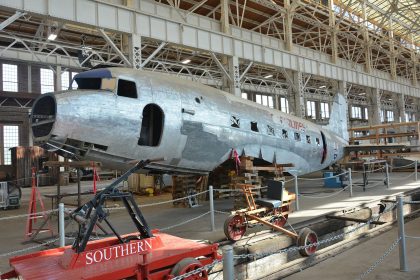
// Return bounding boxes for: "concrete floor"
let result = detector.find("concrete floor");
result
[0,170,419,277]
[285,218,420,280]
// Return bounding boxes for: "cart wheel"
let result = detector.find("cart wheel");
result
[224,214,246,241]
[297,227,318,257]
[170,257,207,279]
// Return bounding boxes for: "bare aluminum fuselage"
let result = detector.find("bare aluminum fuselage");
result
[31,68,347,175]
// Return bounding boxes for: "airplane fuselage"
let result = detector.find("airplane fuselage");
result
[31,68,347,175]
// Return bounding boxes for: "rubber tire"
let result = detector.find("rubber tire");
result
[297,227,318,257]
[224,214,246,241]
[170,257,207,279]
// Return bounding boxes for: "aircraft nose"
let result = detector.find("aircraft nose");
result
[31,94,56,142]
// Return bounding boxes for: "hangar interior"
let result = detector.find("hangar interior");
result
[0,0,419,279]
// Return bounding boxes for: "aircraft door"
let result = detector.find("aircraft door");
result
[320,131,327,164]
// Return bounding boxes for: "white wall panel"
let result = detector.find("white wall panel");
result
[150,18,166,40]
[222,37,232,55]
[117,9,132,32]
[136,14,150,36]
[50,0,74,20]
[76,0,96,26]
[210,34,222,53]
[243,42,253,60]
[167,22,180,43]
[182,26,197,47]
[197,30,210,50]
[98,4,117,29]
[24,0,47,14]
[234,40,243,58]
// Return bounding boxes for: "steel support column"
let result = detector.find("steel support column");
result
[368,87,381,126]
[362,0,372,73]
[292,71,305,118]
[389,18,397,80]
[328,0,338,64]
[128,34,142,70]
[283,0,294,52]
[55,65,62,91]
[228,56,241,97]
[394,93,406,123]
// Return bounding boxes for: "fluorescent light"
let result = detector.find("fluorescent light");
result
[181,59,191,64]
[264,74,273,79]
[359,92,366,95]
[48,33,57,40]
[319,85,326,89]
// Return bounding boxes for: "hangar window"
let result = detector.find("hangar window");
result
[306,135,311,144]
[138,104,164,147]
[117,79,137,98]
[2,64,18,92]
[316,138,320,146]
[282,129,288,139]
[251,122,259,132]
[294,132,301,141]
[231,116,240,128]
[267,125,275,136]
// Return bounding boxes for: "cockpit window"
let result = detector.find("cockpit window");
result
[117,79,137,98]
[74,77,117,91]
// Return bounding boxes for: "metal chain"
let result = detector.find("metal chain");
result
[171,259,222,280]
[0,237,60,258]
[160,211,210,231]
[405,235,420,239]
[298,171,348,181]
[359,237,401,279]
[0,208,58,221]
[300,185,349,199]
[214,210,230,214]
[404,200,420,205]
[390,162,416,169]
[351,166,385,173]
[104,190,210,211]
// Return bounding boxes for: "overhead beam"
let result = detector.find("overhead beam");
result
[98,28,132,67]
[140,42,167,68]
[210,52,232,81]
[0,11,26,31]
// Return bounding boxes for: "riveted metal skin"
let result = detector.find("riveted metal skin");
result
[31,68,348,175]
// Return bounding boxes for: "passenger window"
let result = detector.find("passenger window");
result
[267,125,275,136]
[294,132,301,141]
[138,104,164,146]
[251,122,259,132]
[117,79,137,98]
[231,116,240,128]
[316,138,320,146]
[306,135,311,144]
[282,129,288,139]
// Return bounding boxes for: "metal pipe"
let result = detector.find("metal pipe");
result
[294,175,299,211]
[348,168,353,197]
[222,245,234,280]
[415,160,418,182]
[385,163,390,188]
[397,195,408,272]
[59,203,65,247]
[209,185,215,231]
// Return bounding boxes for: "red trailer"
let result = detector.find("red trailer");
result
[1,230,220,280]
[1,160,221,280]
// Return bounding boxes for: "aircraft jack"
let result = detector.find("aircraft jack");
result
[1,159,221,280]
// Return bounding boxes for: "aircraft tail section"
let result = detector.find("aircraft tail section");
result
[324,94,349,141]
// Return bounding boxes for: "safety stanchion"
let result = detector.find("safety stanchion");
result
[348,168,353,197]
[415,160,418,182]
[223,245,234,280]
[209,185,215,232]
[294,175,299,211]
[58,203,65,247]
[396,195,408,272]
